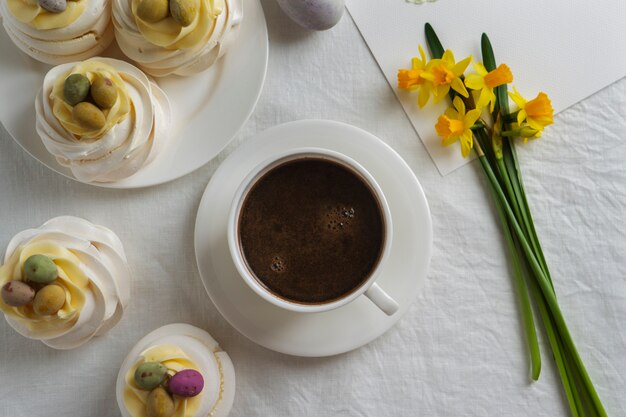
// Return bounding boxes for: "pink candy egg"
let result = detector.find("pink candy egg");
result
[168,369,204,397]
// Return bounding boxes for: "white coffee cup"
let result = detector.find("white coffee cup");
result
[227,148,399,316]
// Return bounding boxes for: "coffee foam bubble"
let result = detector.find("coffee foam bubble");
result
[324,205,355,232]
[270,256,286,273]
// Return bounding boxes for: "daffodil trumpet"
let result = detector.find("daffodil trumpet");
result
[404,23,609,417]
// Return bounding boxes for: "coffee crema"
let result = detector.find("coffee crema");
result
[238,157,385,304]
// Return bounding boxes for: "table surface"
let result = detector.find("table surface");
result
[1,2,625,416]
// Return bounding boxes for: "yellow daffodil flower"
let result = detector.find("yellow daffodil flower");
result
[465,63,513,111]
[428,50,471,102]
[398,45,434,107]
[435,96,481,157]
[508,87,554,131]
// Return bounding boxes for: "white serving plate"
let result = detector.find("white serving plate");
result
[0,0,268,188]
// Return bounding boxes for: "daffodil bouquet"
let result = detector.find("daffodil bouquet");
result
[398,24,607,417]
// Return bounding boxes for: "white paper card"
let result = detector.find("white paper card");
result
[346,0,626,175]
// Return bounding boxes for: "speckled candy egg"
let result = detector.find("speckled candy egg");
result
[146,387,174,417]
[33,284,66,315]
[1,280,35,307]
[135,362,168,390]
[275,0,345,31]
[24,254,58,284]
[168,369,204,397]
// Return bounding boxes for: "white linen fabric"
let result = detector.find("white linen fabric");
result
[0,1,624,416]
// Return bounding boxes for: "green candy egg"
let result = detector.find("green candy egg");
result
[63,74,91,106]
[135,362,168,390]
[24,254,58,284]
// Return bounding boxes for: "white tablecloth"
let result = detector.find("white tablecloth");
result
[1,2,624,416]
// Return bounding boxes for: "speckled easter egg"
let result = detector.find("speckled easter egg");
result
[24,254,58,284]
[72,102,106,130]
[168,369,204,397]
[275,0,345,31]
[63,73,91,106]
[169,0,197,27]
[90,77,118,109]
[1,280,35,307]
[38,0,67,13]
[33,284,66,316]
[135,362,168,390]
[146,387,174,417]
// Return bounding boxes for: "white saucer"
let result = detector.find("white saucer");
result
[0,0,267,189]
[194,120,432,357]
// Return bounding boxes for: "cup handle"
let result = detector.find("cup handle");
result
[365,283,399,316]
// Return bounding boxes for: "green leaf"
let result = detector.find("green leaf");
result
[425,23,445,59]
[481,33,497,72]
[481,33,510,118]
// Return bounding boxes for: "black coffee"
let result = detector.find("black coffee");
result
[238,157,385,304]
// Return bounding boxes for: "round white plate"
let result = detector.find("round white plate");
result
[194,120,433,357]
[0,0,268,189]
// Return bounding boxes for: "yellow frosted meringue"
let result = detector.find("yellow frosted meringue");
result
[113,0,243,77]
[117,324,236,417]
[0,0,114,64]
[124,345,203,417]
[36,57,172,183]
[7,0,86,30]
[0,216,131,349]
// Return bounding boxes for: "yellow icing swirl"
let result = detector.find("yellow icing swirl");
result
[0,241,87,333]
[131,0,225,49]
[50,60,131,140]
[124,344,202,417]
[7,0,86,30]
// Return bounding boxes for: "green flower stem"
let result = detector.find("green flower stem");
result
[506,142,554,288]
[503,111,520,123]
[533,283,582,417]
[496,158,524,227]
[474,142,606,417]
[472,130,541,380]
[492,186,541,380]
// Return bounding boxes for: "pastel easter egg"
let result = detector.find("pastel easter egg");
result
[135,362,168,391]
[275,0,345,31]
[146,387,174,417]
[91,77,118,109]
[169,0,198,27]
[38,0,67,13]
[64,74,91,106]
[1,280,35,307]
[24,254,58,284]
[33,284,65,316]
[72,102,106,130]
[136,0,170,23]
[168,369,204,397]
